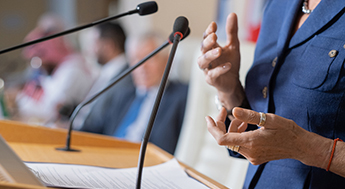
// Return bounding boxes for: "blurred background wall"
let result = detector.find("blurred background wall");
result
[0,1,265,188]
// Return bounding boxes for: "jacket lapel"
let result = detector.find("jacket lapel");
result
[276,0,302,57]
[289,0,345,48]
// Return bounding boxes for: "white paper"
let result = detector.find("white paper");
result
[25,159,209,189]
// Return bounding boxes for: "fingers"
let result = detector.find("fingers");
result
[238,122,248,133]
[207,107,228,134]
[228,119,242,132]
[216,107,228,123]
[204,63,231,79]
[203,22,217,39]
[197,47,221,70]
[228,119,248,133]
[205,116,227,140]
[232,107,283,130]
[225,13,240,47]
[232,107,262,126]
[206,115,246,146]
[201,33,218,54]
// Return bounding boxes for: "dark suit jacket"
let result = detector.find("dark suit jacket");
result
[81,80,188,154]
[236,0,345,188]
[73,65,135,129]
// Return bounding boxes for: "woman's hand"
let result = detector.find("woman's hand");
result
[198,13,242,96]
[205,107,332,167]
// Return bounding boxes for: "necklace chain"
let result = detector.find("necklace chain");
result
[302,0,313,14]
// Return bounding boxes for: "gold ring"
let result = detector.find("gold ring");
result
[258,112,266,126]
[227,145,240,152]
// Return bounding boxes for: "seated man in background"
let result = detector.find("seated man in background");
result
[72,22,133,130]
[81,33,189,154]
[15,13,94,126]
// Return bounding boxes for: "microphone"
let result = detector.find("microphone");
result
[168,27,190,44]
[0,1,158,55]
[56,26,190,152]
[135,16,189,189]
[131,1,158,15]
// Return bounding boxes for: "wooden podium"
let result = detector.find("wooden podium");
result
[0,120,227,189]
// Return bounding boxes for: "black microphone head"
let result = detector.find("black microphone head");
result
[169,27,191,43]
[184,27,191,39]
[136,1,158,16]
[173,16,189,38]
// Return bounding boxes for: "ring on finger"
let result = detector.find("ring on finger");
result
[258,112,266,126]
[227,145,240,153]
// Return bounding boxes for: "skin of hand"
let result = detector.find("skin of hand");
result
[198,13,243,101]
[205,107,333,170]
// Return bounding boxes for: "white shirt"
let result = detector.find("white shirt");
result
[17,54,95,126]
[85,54,127,98]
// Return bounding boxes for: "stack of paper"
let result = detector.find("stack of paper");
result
[25,159,210,189]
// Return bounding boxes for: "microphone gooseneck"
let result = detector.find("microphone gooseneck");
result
[135,16,189,189]
[0,1,158,55]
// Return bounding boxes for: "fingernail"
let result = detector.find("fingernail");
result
[223,64,230,69]
[212,48,219,55]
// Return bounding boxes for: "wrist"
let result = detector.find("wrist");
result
[217,81,245,111]
[297,131,333,169]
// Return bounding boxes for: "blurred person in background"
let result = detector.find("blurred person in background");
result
[14,13,94,127]
[81,32,188,154]
[72,22,134,130]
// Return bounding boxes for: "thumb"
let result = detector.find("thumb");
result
[225,13,239,47]
[232,107,264,127]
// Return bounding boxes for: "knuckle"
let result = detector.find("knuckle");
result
[251,159,260,165]
[205,77,213,85]
[197,56,204,67]
[203,52,209,60]
[204,34,217,47]
[247,111,256,122]
[288,119,295,127]
[209,33,217,41]
[288,119,297,131]
[246,140,255,150]
[217,136,227,146]
[247,154,260,165]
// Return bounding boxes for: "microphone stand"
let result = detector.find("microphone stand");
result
[135,33,182,189]
[56,41,169,152]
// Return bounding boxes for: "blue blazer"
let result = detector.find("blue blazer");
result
[237,0,345,188]
[81,80,188,155]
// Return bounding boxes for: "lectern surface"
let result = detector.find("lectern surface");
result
[0,120,228,189]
